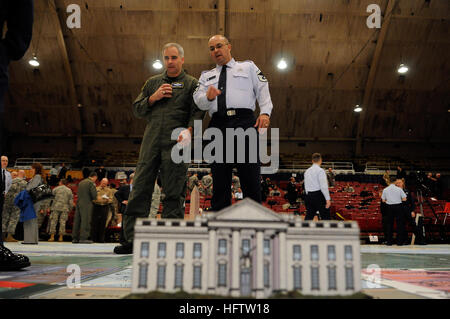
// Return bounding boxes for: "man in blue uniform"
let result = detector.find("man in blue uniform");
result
[193,35,273,211]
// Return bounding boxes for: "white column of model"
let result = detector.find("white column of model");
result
[207,229,216,293]
[231,229,240,296]
[279,231,287,292]
[256,230,264,298]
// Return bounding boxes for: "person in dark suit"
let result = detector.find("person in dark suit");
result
[57,163,68,181]
[286,177,298,207]
[95,166,107,180]
[114,174,134,245]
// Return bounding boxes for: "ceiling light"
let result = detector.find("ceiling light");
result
[28,55,40,67]
[277,59,287,70]
[354,105,363,113]
[397,64,409,74]
[152,60,163,70]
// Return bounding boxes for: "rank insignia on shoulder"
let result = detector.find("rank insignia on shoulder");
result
[257,70,268,82]
[207,75,217,81]
[171,82,184,89]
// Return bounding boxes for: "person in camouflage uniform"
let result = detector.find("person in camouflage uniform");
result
[2,170,27,242]
[201,173,213,196]
[188,173,199,193]
[92,178,114,243]
[48,179,74,242]
[232,172,241,193]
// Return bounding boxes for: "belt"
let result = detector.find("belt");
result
[213,108,254,118]
[306,190,322,195]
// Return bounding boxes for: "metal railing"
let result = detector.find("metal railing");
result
[14,158,72,169]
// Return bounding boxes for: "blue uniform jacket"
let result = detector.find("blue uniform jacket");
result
[14,190,37,222]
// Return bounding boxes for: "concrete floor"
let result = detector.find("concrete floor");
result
[0,242,449,299]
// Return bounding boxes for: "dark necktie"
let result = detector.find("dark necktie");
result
[217,65,227,116]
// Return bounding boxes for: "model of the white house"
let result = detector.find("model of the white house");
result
[131,198,361,298]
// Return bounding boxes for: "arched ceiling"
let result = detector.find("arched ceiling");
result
[4,0,450,156]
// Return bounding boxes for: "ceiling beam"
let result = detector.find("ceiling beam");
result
[217,0,226,35]
[355,0,397,156]
[48,0,78,107]
[48,0,84,152]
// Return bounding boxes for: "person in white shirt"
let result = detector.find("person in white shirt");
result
[303,153,331,220]
[1,156,12,195]
[381,179,407,246]
[193,35,274,212]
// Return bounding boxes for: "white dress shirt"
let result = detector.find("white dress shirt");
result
[2,168,12,194]
[381,184,407,205]
[303,164,331,201]
[193,58,274,117]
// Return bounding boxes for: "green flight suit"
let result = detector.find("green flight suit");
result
[123,69,204,243]
[72,178,97,241]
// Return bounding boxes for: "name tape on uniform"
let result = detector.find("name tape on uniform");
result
[171,82,184,89]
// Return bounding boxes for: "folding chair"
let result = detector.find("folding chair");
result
[435,202,450,225]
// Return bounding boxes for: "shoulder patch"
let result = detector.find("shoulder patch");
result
[192,82,200,94]
[193,82,200,95]
[257,70,268,82]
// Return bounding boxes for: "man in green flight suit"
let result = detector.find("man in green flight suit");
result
[72,172,98,244]
[114,43,204,254]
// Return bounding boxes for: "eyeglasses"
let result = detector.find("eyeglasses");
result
[209,43,228,51]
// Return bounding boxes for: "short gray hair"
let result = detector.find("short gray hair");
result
[162,43,184,58]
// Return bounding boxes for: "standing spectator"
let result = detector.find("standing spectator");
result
[327,168,335,188]
[114,173,134,245]
[381,179,407,246]
[231,173,241,193]
[2,170,27,242]
[48,179,73,242]
[106,182,118,229]
[303,153,331,221]
[383,170,391,187]
[49,165,58,186]
[260,176,269,202]
[396,166,406,181]
[188,173,199,193]
[72,172,97,244]
[201,173,213,196]
[425,173,436,193]
[1,156,12,243]
[92,178,113,243]
[82,167,91,179]
[286,177,298,207]
[1,156,12,194]
[24,163,52,244]
[95,166,107,181]
[395,179,426,245]
[57,163,68,181]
